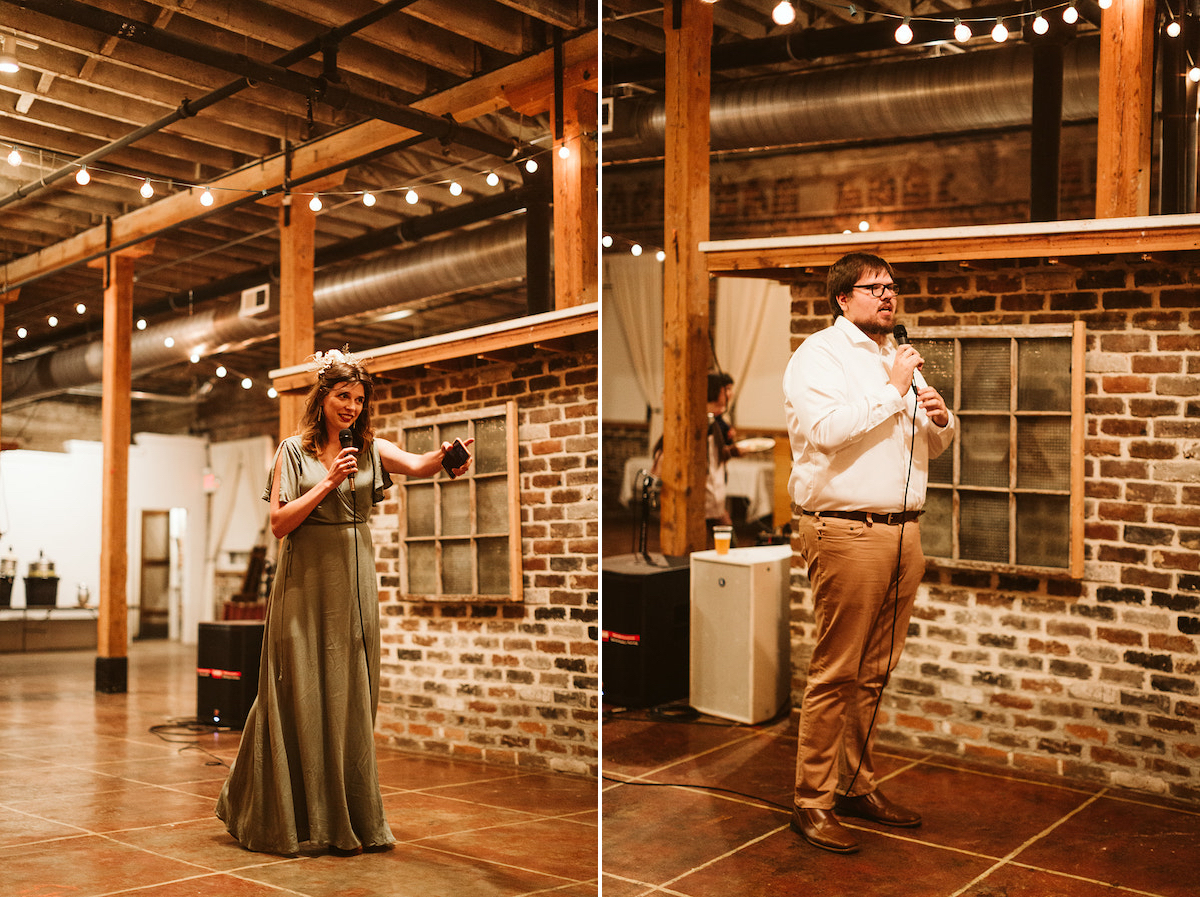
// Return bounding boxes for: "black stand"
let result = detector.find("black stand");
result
[95,655,128,694]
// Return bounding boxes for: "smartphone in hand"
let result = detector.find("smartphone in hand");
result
[441,438,471,477]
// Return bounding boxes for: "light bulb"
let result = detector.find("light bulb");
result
[525,158,538,173]
[308,194,322,212]
[602,235,613,248]
[449,180,462,196]
[953,19,971,42]
[190,352,201,363]
[75,166,90,185]
[655,249,666,262]
[136,318,147,330]
[241,377,252,389]
[164,336,175,348]
[16,327,26,339]
[75,303,86,314]
[405,189,418,204]
[215,365,227,378]
[991,18,1009,42]
[557,144,570,160]
[772,1,795,26]
[1168,20,1182,38]
[1190,67,1200,83]
[200,187,214,206]
[630,243,642,257]
[895,18,913,45]
[1098,0,1112,7]
[47,315,58,327]
[268,387,278,399]
[486,171,500,187]
[139,178,154,198]
[361,191,376,207]
[1062,4,1078,25]
[7,147,20,167]
[858,220,870,232]
[1033,15,1049,35]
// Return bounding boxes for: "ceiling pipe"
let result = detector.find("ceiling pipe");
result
[604,36,1100,162]
[2,216,528,406]
[606,1,1042,87]
[13,0,523,163]
[0,0,423,211]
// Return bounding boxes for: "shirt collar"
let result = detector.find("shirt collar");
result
[834,314,885,353]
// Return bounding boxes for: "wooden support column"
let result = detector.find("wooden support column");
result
[277,196,316,441]
[553,88,598,308]
[1096,0,1155,218]
[90,243,153,694]
[660,0,712,557]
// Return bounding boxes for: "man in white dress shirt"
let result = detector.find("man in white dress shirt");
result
[782,252,955,853]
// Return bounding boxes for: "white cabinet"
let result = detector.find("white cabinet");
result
[689,545,793,724]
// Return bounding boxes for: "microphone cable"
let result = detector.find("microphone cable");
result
[340,429,371,700]
[841,381,919,799]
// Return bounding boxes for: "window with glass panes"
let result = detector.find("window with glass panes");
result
[911,323,1084,577]
[396,401,521,600]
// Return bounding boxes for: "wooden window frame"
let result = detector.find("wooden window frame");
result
[394,401,522,602]
[914,322,1085,578]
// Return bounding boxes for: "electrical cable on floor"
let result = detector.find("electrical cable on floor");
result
[149,717,230,767]
[601,774,790,812]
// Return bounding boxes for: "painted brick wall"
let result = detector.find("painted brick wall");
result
[367,342,599,776]
[787,257,1200,804]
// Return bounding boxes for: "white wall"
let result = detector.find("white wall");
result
[0,433,273,646]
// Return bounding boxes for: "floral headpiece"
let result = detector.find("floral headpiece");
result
[307,345,361,378]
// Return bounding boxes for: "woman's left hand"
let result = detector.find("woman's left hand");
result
[441,438,474,477]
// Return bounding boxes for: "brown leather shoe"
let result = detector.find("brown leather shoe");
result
[835,790,921,828]
[790,806,859,853]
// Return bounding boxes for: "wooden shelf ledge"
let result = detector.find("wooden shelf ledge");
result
[270,303,598,393]
[700,213,1200,278]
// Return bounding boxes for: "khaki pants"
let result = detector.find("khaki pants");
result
[793,514,925,809]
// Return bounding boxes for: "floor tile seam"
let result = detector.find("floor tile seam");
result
[654,822,789,892]
[403,812,598,844]
[510,875,600,897]
[624,727,766,781]
[993,857,1175,897]
[1098,788,1200,818]
[600,871,693,897]
[945,789,1109,897]
[910,754,1109,799]
[383,789,555,819]
[403,838,589,885]
[601,776,788,814]
[94,869,309,897]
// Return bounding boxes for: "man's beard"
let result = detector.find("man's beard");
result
[856,319,891,337]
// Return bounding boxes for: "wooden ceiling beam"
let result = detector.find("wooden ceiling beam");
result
[0,31,595,290]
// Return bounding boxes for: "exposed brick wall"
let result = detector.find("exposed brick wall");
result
[786,257,1200,804]
[368,342,599,776]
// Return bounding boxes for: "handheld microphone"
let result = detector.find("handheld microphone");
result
[892,324,928,391]
[338,428,354,450]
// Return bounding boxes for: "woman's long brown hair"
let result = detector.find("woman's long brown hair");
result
[297,358,375,457]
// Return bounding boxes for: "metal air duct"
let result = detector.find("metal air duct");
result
[605,38,1100,161]
[3,217,527,405]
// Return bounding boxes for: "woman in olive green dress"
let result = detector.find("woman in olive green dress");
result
[216,349,471,855]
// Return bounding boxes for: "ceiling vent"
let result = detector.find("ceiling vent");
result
[239,283,277,318]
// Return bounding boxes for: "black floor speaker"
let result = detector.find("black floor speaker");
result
[601,553,690,709]
[197,620,265,729]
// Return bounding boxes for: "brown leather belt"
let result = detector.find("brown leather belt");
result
[799,508,922,526]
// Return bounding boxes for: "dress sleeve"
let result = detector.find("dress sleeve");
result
[262,438,304,503]
[370,440,393,506]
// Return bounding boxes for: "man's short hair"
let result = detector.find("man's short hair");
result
[707,371,734,402]
[826,252,896,318]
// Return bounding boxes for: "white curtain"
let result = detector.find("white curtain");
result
[604,254,665,449]
[714,277,791,430]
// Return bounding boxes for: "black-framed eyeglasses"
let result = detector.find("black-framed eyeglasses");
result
[852,282,900,298]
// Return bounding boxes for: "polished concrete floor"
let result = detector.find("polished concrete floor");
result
[0,642,597,897]
[602,709,1200,897]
